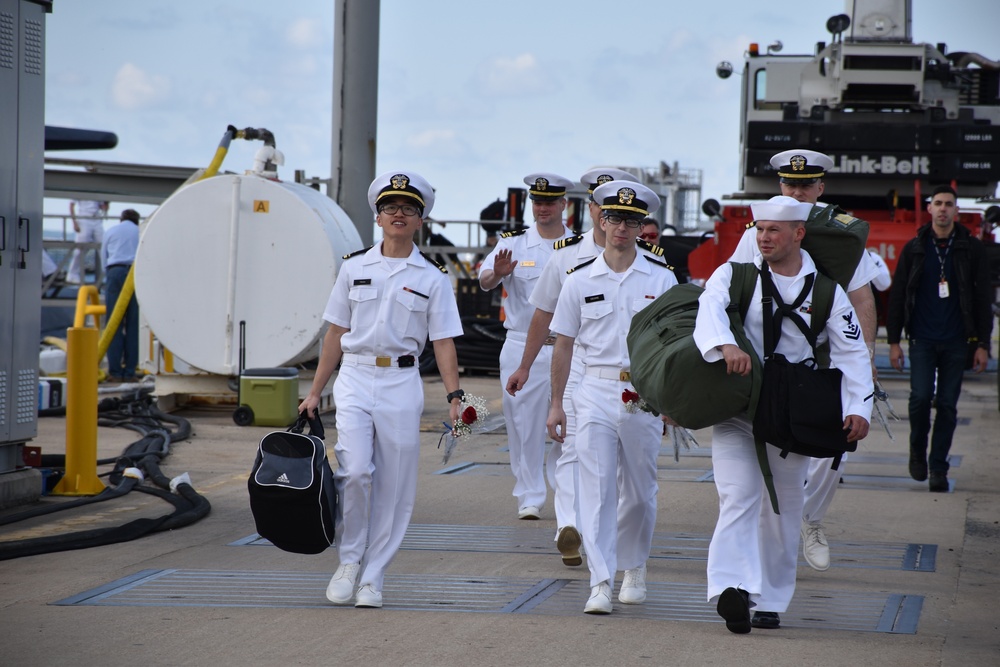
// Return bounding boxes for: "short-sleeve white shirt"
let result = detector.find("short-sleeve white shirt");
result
[480,225,573,332]
[530,231,671,314]
[551,252,678,368]
[323,242,463,357]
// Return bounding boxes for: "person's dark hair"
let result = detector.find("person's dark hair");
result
[121,209,140,223]
[641,217,659,230]
[931,185,957,199]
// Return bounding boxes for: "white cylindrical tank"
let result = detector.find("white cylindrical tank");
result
[134,174,363,375]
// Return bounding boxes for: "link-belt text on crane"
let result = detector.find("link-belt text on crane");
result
[828,155,931,176]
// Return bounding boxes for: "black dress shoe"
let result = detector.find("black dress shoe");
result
[717,587,752,634]
[929,471,949,492]
[909,457,928,482]
[751,611,781,629]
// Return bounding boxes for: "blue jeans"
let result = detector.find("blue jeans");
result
[907,338,967,474]
[105,265,139,379]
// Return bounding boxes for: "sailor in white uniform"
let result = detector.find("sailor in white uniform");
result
[696,196,872,632]
[729,149,879,573]
[67,199,108,284]
[300,170,464,609]
[480,173,575,520]
[506,167,645,566]
[548,181,678,614]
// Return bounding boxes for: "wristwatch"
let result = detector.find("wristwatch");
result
[446,389,465,404]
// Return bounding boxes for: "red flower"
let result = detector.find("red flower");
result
[461,406,477,425]
[622,390,640,404]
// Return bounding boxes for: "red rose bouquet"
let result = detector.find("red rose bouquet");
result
[621,388,648,414]
[438,394,489,462]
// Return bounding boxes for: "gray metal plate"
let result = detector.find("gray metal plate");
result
[52,569,922,634]
[230,524,936,572]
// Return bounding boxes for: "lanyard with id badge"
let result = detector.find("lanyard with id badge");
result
[934,235,954,299]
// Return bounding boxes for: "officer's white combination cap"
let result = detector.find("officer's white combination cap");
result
[770,149,834,181]
[523,172,573,200]
[368,170,435,217]
[751,195,813,222]
[580,167,639,194]
[592,180,660,216]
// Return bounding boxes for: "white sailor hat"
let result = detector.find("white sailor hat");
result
[579,167,639,195]
[750,195,813,222]
[367,170,435,217]
[592,180,660,216]
[770,149,834,183]
[523,172,573,200]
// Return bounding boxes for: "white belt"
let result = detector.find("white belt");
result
[342,353,416,368]
[505,331,557,345]
[585,366,631,382]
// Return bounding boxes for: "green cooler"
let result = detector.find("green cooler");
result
[234,367,299,427]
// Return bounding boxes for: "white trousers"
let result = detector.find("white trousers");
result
[574,376,661,587]
[546,351,582,537]
[499,335,551,510]
[707,416,809,613]
[333,364,423,590]
[802,452,848,524]
[68,219,103,282]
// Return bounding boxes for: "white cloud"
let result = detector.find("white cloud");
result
[476,53,549,97]
[286,18,323,49]
[111,63,171,111]
[407,128,462,153]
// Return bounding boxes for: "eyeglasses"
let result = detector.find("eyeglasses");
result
[639,232,660,241]
[379,203,420,216]
[603,214,643,228]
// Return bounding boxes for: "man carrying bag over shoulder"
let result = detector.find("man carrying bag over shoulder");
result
[692,195,872,634]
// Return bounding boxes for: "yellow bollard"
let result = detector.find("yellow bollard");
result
[52,325,106,496]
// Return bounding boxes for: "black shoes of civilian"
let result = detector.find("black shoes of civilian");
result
[909,456,928,482]
[929,471,949,492]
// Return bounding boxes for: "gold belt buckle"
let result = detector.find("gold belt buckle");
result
[619,370,631,382]
[375,356,392,367]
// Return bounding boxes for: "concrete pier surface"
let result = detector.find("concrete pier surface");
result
[2,370,998,667]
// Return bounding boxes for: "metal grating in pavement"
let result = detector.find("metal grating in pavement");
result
[230,524,936,572]
[52,569,922,634]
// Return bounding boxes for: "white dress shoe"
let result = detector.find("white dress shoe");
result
[556,526,583,567]
[618,564,647,604]
[584,581,613,615]
[801,521,831,571]
[326,562,360,604]
[354,584,383,608]
[517,505,541,520]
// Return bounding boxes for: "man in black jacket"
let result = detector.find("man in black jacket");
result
[887,185,993,492]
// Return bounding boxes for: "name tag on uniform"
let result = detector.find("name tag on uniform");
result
[585,294,605,303]
[353,279,372,286]
[520,260,536,267]
[939,280,950,299]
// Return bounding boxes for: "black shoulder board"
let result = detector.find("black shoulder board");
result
[745,220,757,230]
[554,234,584,250]
[644,255,675,271]
[500,228,527,239]
[566,257,597,275]
[636,238,664,256]
[419,252,449,273]
[342,245,373,260]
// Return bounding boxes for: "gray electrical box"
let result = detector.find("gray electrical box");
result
[0,0,49,472]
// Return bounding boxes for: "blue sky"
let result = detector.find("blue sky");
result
[43,0,999,233]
